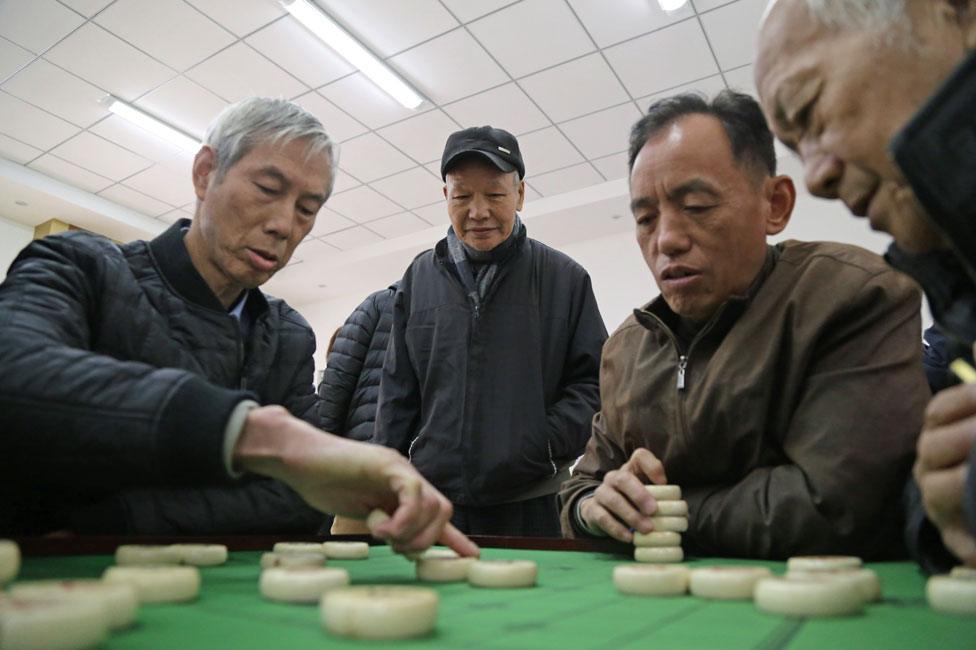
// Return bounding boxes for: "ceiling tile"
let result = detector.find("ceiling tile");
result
[95,0,235,71]
[327,185,401,222]
[319,73,419,129]
[0,91,80,150]
[322,225,383,251]
[290,236,335,264]
[335,133,414,183]
[123,165,196,206]
[158,207,195,224]
[292,91,367,143]
[51,132,153,181]
[366,211,431,239]
[389,29,508,105]
[558,102,641,160]
[522,182,542,201]
[591,150,629,181]
[723,65,756,97]
[604,19,718,98]
[637,72,728,105]
[567,0,694,48]
[98,183,173,216]
[29,153,114,192]
[310,207,356,237]
[440,0,515,24]
[89,114,195,174]
[186,43,307,103]
[0,132,42,164]
[58,0,114,16]
[443,83,549,135]
[44,23,176,101]
[377,110,459,164]
[520,53,629,123]
[246,16,353,88]
[2,59,108,127]
[331,168,361,194]
[322,0,458,57]
[135,76,227,138]
[411,202,446,226]
[0,36,33,81]
[693,0,735,12]
[529,162,603,196]
[186,0,285,37]
[518,127,584,175]
[469,0,594,78]
[370,167,443,210]
[0,0,84,54]
[700,0,766,70]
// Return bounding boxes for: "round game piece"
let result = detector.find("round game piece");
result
[323,542,369,560]
[261,552,325,569]
[9,579,139,630]
[654,500,689,517]
[950,566,976,580]
[645,485,682,501]
[786,555,862,572]
[416,557,476,582]
[272,542,326,557]
[366,509,390,533]
[418,548,459,560]
[632,531,681,548]
[614,564,690,596]
[649,516,688,533]
[170,544,227,567]
[468,560,538,588]
[634,547,684,563]
[115,545,182,566]
[0,596,109,650]
[755,576,865,617]
[260,567,350,604]
[321,586,438,640]
[0,540,21,585]
[927,575,976,615]
[689,566,773,600]
[102,566,201,604]
[786,568,882,602]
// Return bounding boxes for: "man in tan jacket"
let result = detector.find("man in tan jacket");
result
[559,90,929,559]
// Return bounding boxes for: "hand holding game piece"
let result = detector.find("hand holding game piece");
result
[580,448,668,542]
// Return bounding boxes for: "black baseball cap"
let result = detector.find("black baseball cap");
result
[440,126,525,180]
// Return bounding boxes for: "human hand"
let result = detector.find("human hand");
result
[579,448,667,543]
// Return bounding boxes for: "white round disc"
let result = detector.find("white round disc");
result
[950,566,976,580]
[102,566,200,604]
[649,516,688,532]
[927,576,976,615]
[689,566,773,600]
[786,568,881,602]
[323,542,369,560]
[645,485,682,501]
[654,500,689,516]
[10,579,138,630]
[272,542,326,557]
[261,552,325,569]
[468,560,538,588]
[0,540,20,585]
[260,567,350,604]
[755,576,865,617]
[417,548,459,560]
[634,547,684,563]
[114,545,181,566]
[633,531,681,548]
[416,557,476,582]
[614,564,690,596]
[170,544,227,567]
[786,555,862,572]
[0,595,109,650]
[321,586,438,640]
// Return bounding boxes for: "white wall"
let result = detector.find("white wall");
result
[0,216,32,282]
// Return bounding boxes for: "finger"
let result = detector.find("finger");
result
[919,464,968,523]
[383,473,425,540]
[394,490,452,553]
[925,384,976,429]
[585,501,633,542]
[625,448,667,485]
[607,470,657,517]
[595,483,654,534]
[438,523,481,558]
[917,420,976,470]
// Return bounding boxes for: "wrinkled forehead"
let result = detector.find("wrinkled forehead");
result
[755,1,830,109]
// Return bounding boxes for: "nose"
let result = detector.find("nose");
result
[800,140,844,199]
[655,207,692,258]
[263,201,295,239]
[467,195,490,221]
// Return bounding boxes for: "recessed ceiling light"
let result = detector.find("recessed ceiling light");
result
[105,96,201,153]
[317,283,328,288]
[14,200,28,206]
[657,0,689,11]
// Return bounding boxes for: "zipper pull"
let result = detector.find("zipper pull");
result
[677,355,687,390]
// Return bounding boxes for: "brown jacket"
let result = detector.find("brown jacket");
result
[559,241,929,559]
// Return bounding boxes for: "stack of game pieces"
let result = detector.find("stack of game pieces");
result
[632,484,686,563]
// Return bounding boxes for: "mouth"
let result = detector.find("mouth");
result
[246,247,279,272]
[661,266,701,282]
[845,185,878,218]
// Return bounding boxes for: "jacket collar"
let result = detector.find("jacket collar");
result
[148,218,270,317]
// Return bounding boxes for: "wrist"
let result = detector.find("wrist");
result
[233,406,321,477]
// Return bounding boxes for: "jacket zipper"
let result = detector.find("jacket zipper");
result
[677,355,688,390]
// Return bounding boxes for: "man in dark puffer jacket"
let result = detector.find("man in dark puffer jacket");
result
[0,97,478,558]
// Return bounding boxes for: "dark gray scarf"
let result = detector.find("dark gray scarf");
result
[446,215,524,313]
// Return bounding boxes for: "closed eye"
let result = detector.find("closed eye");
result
[256,183,277,195]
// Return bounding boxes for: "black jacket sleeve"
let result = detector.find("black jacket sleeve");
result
[374,283,420,455]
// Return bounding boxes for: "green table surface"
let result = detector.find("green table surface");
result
[10,547,976,649]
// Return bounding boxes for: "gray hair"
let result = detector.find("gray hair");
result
[204,97,339,197]
[799,0,908,30]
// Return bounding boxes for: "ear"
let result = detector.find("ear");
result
[763,174,795,236]
[442,183,448,200]
[192,146,217,202]
[961,0,976,47]
[515,179,526,211]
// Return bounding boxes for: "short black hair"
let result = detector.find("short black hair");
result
[627,89,776,179]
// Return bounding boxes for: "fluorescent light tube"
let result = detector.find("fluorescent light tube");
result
[283,0,424,109]
[106,97,201,153]
[658,0,689,11]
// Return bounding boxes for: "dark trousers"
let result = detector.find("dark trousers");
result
[451,494,560,537]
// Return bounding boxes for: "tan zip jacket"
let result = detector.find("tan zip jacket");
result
[559,240,929,559]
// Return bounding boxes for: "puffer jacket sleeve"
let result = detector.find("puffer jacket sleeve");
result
[374,280,420,455]
[558,411,626,536]
[683,269,928,559]
[0,234,246,488]
[317,290,385,434]
[279,311,321,427]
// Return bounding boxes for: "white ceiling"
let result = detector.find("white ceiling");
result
[0,0,773,306]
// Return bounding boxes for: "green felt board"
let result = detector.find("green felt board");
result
[10,547,975,649]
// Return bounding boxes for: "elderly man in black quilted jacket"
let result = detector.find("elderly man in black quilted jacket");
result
[0,97,477,557]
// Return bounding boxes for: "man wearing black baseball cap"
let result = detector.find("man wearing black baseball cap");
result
[375,126,607,537]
